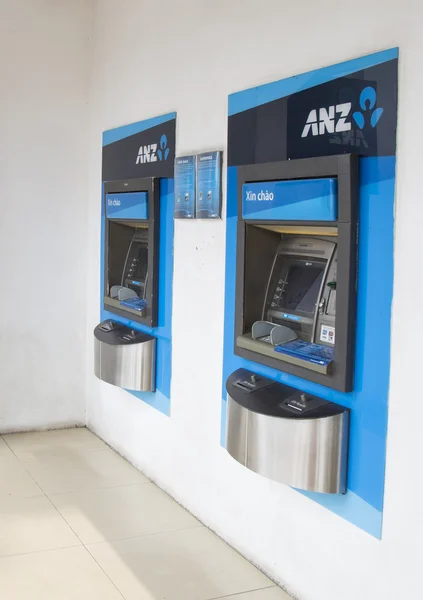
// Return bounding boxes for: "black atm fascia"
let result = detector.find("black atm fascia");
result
[103,177,160,327]
[234,154,359,392]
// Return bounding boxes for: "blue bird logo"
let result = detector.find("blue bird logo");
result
[352,87,384,130]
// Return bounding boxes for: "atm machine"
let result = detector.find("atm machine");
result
[94,177,159,393]
[226,155,358,494]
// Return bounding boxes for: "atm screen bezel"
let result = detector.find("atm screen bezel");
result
[263,237,337,343]
[103,176,160,328]
[234,154,358,393]
[264,254,327,321]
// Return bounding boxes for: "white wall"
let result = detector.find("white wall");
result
[86,1,423,599]
[0,0,91,431]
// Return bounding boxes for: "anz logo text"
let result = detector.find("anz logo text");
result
[136,143,157,164]
[301,87,384,139]
[302,103,351,138]
[135,134,170,165]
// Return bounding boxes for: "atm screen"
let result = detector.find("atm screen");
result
[270,256,326,317]
[282,264,324,313]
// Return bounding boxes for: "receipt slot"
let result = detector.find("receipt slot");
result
[234,155,358,392]
[103,177,159,327]
[226,369,349,494]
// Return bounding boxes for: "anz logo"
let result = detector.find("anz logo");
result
[301,103,351,138]
[352,87,383,129]
[136,134,170,165]
[301,87,384,139]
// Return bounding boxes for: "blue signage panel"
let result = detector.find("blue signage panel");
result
[196,151,222,219]
[106,192,148,220]
[102,112,176,180]
[242,178,337,221]
[174,155,196,218]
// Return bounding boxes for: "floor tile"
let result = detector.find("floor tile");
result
[0,437,11,456]
[87,526,273,600]
[18,446,148,495]
[213,586,291,599]
[3,427,106,457]
[51,482,201,544]
[0,452,42,499]
[0,495,80,557]
[0,546,123,599]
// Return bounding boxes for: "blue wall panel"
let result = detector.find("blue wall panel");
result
[221,158,394,536]
[223,48,397,537]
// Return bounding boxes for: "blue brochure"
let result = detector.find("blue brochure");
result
[119,298,147,312]
[275,340,334,366]
[196,151,222,218]
[174,155,196,218]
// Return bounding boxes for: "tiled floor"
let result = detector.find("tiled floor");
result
[0,428,290,600]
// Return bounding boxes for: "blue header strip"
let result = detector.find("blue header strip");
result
[103,112,176,146]
[242,178,337,221]
[106,192,148,220]
[229,48,398,116]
